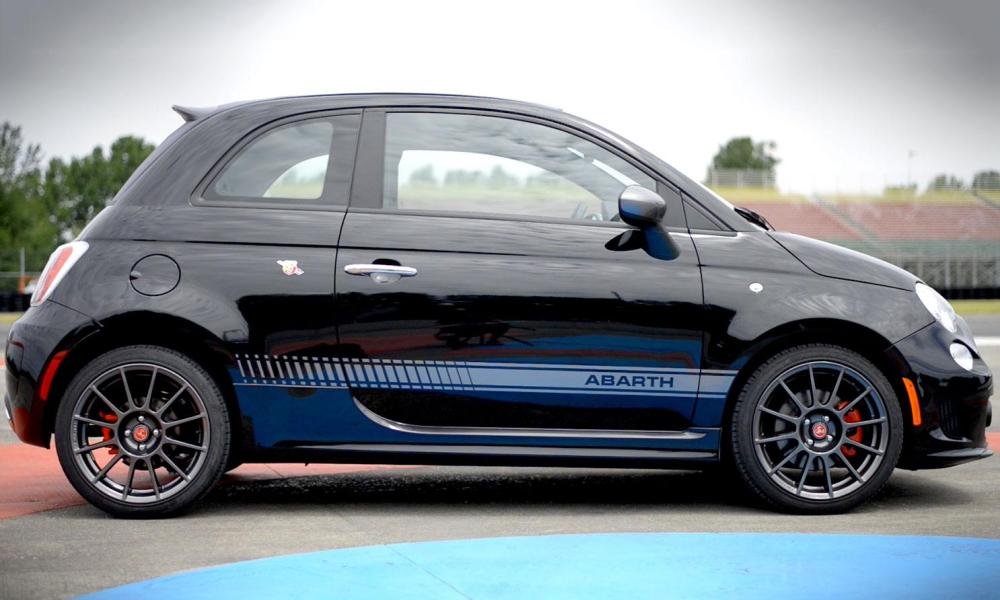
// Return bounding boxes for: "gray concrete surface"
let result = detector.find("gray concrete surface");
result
[0,316,998,599]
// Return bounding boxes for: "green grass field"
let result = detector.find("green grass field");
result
[707,186,807,204]
[706,186,988,206]
[951,300,1000,315]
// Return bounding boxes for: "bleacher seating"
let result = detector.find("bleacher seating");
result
[721,188,1000,243]
[737,201,865,241]
[713,188,1000,293]
[833,203,1000,241]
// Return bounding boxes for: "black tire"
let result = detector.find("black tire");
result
[729,344,903,514]
[55,345,230,518]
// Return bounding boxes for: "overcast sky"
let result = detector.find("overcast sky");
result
[1,0,997,194]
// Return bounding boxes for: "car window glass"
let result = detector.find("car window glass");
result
[383,112,657,222]
[684,200,723,231]
[212,120,334,201]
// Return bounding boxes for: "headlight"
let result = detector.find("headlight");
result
[915,282,957,333]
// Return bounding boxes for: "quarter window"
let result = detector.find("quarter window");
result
[207,114,358,204]
[383,113,657,222]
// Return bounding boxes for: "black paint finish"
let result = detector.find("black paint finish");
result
[336,211,704,431]
[2,94,990,478]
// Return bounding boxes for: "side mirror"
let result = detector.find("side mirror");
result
[618,186,667,228]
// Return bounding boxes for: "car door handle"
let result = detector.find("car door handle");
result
[344,263,418,283]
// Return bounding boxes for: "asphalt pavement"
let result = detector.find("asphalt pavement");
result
[1,316,998,599]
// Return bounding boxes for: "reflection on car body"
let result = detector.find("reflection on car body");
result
[4,94,991,517]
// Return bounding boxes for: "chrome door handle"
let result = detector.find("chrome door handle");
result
[344,263,417,283]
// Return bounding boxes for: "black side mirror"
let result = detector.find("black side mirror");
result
[618,186,667,228]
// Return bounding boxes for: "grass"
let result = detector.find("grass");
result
[708,186,807,204]
[0,312,22,325]
[951,300,1000,316]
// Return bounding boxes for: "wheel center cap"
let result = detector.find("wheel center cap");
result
[810,422,829,440]
[132,424,150,443]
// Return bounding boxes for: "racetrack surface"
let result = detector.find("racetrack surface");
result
[1,316,998,599]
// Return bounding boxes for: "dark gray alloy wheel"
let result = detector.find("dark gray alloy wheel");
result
[729,344,903,513]
[55,346,230,518]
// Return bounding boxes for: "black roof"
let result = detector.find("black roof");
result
[173,93,562,123]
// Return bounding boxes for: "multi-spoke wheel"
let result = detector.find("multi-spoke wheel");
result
[56,346,230,518]
[730,344,902,513]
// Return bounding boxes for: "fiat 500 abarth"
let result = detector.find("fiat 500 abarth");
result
[5,94,992,517]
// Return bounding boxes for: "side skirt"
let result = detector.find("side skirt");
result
[252,443,720,469]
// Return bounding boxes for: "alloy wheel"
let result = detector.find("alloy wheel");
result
[751,360,890,501]
[69,363,211,504]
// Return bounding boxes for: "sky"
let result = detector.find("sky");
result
[1,0,998,195]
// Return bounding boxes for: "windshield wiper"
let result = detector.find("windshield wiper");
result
[734,206,774,230]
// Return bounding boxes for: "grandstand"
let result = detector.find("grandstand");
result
[713,186,1000,297]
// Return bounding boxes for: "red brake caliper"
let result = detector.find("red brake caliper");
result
[836,401,863,457]
[98,411,119,456]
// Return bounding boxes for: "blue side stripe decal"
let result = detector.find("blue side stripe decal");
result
[233,354,737,398]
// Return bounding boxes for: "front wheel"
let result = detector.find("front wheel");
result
[729,344,903,513]
[55,345,231,518]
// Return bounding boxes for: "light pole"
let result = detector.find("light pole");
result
[907,149,916,191]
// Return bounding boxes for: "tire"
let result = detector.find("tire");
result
[55,345,231,518]
[729,343,903,514]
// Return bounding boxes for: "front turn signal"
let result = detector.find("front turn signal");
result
[902,377,921,427]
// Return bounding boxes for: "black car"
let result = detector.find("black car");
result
[4,94,992,517]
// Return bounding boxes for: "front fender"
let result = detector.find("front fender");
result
[689,231,932,427]
[692,232,932,372]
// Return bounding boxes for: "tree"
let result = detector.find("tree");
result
[0,122,155,291]
[408,164,437,185]
[0,122,56,289]
[972,170,1000,191]
[444,169,485,186]
[42,135,154,238]
[487,165,517,188]
[928,174,963,191]
[709,137,780,173]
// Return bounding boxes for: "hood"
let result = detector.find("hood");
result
[769,232,918,291]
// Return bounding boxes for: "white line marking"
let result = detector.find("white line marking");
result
[975,336,1000,347]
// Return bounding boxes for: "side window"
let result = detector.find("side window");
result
[382,112,658,223]
[683,199,723,231]
[206,114,359,205]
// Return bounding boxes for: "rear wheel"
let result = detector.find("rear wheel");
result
[729,344,902,513]
[55,346,230,518]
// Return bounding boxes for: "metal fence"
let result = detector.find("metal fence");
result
[842,242,1000,298]
[705,169,776,188]
[0,248,40,294]
[706,174,1000,298]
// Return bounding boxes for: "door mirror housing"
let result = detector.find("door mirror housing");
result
[618,186,667,228]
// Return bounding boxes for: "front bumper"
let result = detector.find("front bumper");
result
[889,320,993,470]
[5,301,99,447]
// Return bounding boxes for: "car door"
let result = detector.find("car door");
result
[334,109,705,437]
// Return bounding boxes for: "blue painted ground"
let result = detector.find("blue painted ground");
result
[81,533,1000,600]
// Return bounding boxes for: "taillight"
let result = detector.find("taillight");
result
[30,241,89,306]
